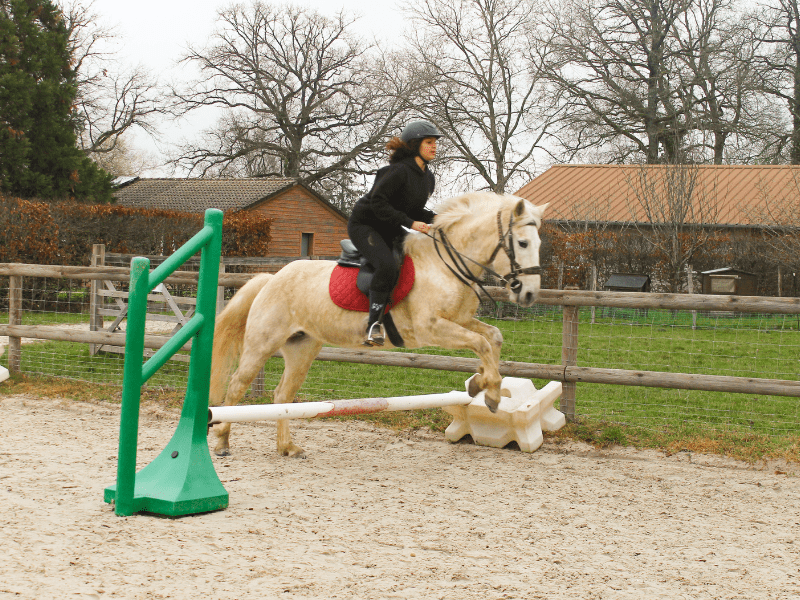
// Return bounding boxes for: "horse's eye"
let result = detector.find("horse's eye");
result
[518,240,529,249]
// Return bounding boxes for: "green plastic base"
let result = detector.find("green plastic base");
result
[105,416,228,517]
[103,486,228,517]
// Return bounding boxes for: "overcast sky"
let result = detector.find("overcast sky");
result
[89,0,403,73]
[83,0,407,175]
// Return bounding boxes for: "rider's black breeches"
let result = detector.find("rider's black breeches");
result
[346,222,400,294]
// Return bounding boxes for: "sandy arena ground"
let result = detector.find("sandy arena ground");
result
[1,392,798,600]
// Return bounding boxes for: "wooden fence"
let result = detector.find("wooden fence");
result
[2,261,800,419]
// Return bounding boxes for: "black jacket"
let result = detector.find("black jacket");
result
[348,156,436,241]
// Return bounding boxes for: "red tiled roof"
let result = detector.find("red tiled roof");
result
[515,165,800,226]
[112,177,298,213]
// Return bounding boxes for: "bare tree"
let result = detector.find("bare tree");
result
[171,2,403,199]
[88,136,160,177]
[530,0,785,165]
[61,1,164,162]
[674,0,782,163]
[747,0,800,163]
[535,0,698,164]
[401,0,564,193]
[626,163,720,291]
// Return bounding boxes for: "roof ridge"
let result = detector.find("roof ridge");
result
[129,176,297,181]
[111,176,349,219]
[550,164,800,169]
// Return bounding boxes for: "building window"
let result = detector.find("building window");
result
[301,233,314,257]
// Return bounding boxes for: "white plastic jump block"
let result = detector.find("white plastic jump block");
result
[0,365,9,384]
[443,376,565,452]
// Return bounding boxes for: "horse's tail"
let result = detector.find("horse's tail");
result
[209,273,273,407]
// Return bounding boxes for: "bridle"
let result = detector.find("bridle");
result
[487,210,543,293]
[428,209,542,304]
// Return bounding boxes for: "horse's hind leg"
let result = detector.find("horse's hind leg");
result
[212,337,281,456]
[273,334,324,458]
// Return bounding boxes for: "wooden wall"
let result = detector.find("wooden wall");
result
[251,187,348,258]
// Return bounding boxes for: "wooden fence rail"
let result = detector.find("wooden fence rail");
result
[2,261,800,420]
[3,261,800,313]
[102,252,338,267]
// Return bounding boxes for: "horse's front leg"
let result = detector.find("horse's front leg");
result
[463,317,503,366]
[418,317,504,412]
[461,319,504,403]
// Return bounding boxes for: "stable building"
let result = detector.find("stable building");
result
[515,164,800,296]
[112,177,349,258]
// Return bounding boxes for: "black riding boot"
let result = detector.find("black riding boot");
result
[363,290,390,346]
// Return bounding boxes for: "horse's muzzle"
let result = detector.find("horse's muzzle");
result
[511,279,540,308]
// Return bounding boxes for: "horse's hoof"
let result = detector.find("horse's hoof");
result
[484,386,501,413]
[281,444,307,459]
[467,376,483,397]
[484,398,500,413]
[214,448,230,457]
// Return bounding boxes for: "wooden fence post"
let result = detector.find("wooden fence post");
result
[687,263,697,330]
[560,286,579,421]
[590,264,597,324]
[216,260,225,315]
[8,275,22,373]
[89,244,105,354]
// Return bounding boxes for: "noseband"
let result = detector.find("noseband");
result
[430,209,542,302]
[487,211,542,293]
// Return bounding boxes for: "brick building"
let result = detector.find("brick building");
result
[515,164,800,227]
[514,164,800,295]
[112,177,349,258]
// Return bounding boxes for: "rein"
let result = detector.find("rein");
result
[423,209,542,305]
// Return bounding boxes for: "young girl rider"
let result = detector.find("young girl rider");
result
[347,120,443,346]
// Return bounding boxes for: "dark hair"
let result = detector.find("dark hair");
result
[386,136,424,163]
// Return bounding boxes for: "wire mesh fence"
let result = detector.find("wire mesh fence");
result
[2,265,800,442]
[570,307,799,436]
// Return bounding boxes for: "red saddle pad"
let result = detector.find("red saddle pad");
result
[329,255,415,312]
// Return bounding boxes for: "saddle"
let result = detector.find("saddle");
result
[336,239,405,295]
[329,240,416,347]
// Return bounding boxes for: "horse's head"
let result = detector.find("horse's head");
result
[424,191,547,307]
[495,197,547,307]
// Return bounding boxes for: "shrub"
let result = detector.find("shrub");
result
[0,195,273,265]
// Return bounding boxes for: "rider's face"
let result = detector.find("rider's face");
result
[418,137,438,162]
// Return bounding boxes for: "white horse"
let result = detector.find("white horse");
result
[209,192,547,457]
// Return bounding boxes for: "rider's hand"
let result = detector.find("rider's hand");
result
[411,221,431,233]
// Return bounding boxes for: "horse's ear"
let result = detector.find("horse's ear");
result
[514,199,526,217]
[537,202,549,216]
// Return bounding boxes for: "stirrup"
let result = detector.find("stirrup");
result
[363,321,386,347]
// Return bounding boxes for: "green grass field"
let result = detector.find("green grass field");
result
[3,310,88,325]
[2,305,799,461]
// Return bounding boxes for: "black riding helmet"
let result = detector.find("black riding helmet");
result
[400,120,443,143]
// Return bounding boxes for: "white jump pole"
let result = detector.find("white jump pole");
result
[208,391,472,425]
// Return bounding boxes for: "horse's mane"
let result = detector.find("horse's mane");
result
[404,191,523,255]
[433,191,512,230]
